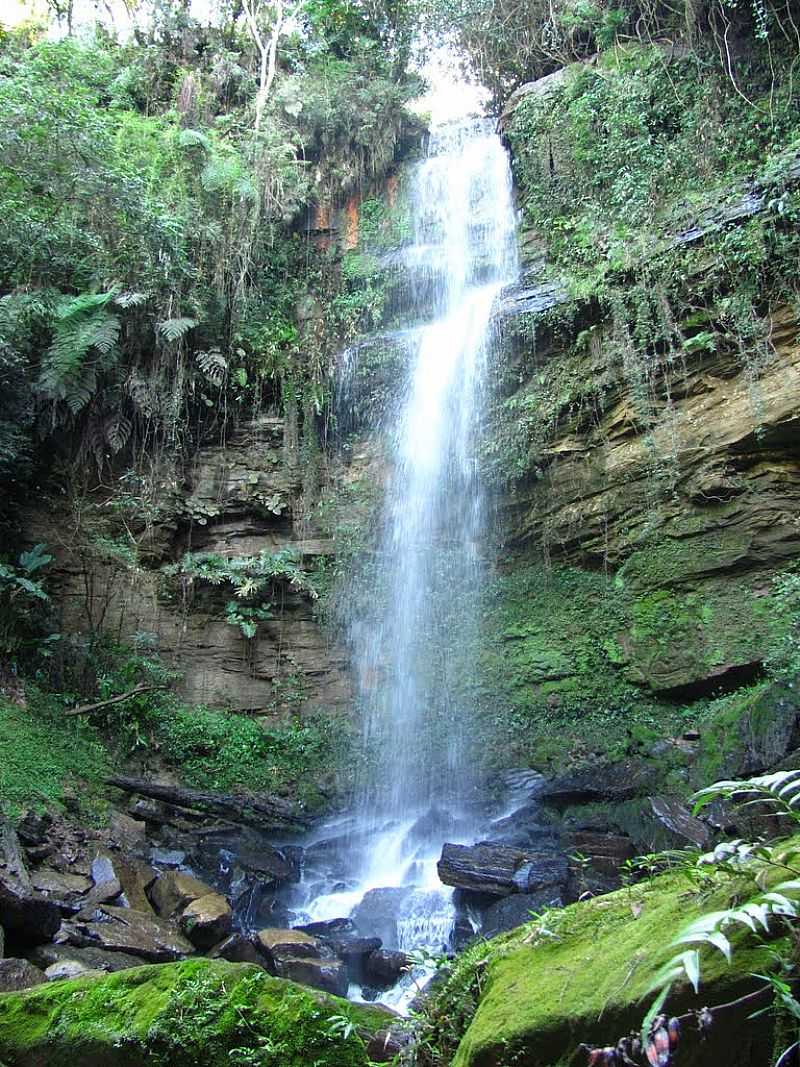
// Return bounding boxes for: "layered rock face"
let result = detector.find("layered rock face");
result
[497,301,800,695]
[22,415,349,714]
[489,52,800,701]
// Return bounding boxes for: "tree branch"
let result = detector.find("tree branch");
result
[65,683,168,716]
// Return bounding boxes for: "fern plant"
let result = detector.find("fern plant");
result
[628,771,800,1065]
[163,548,317,640]
[37,290,122,414]
[0,542,54,662]
[157,317,197,344]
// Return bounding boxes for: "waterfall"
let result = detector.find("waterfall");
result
[290,118,519,1008]
[353,118,518,821]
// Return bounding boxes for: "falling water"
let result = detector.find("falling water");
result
[353,119,518,816]
[291,118,519,1008]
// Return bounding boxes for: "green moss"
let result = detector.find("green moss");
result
[0,691,109,819]
[421,862,781,1067]
[473,563,691,775]
[693,679,800,784]
[0,959,391,1067]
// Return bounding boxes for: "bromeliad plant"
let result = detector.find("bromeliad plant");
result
[581,769,800,1067]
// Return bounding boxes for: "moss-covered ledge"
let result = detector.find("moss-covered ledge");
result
[421,859,787,1067]
[0,958,393,1067]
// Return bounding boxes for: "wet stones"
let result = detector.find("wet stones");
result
[351,886,415,946]
[180,893,232,950]
[0,821,62,945]
[59,905,194,962]
[0,958,47,992]
[256,927,328,964]
[151,870,216,918]
[208,933,264,965]
[437,842,568,897]
[480,890,563,938]
[276,956,349,997]
[363,948,410,987]
[256,927,348,996]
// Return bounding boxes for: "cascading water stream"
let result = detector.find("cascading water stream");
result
[354,119,517,816]
[289,117,519,1009]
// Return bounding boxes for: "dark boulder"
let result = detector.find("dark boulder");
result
[208,933,264,966]
[256,928,329,968]
[179,893,232,950]
[27,944,148,973]
[481,889,563,937]
[323,935,383,981]
[537,759,652,805]
[229,841,302,886]
[150,870,215,918]
[352,886,414,947]
[367,1028,413,1063]
[650,795,712,848]
[59,905,193,962]
[274,956,348,997]
[437,842,568,897]
[0,821,61,945]
[295,917,356,937]
[0,958,46,992]
[364,948,410,988]
[566,831,636,877]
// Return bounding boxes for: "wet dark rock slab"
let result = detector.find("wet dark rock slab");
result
[296,917,356,937]
[27,943,148,973]
[256,927,330,965]
[537,759,653,804]
[180,893,232,949]
[0,821,62,945]
[566,831,636,875]
[151,870,215,918]
[366,1028,413,1064]
[208,933,264,965]
[231,841,302,885]
[59,905,193,962]
[0,958,46,992]
[437,842,568,897]
[352,886,415,947]
[274,955,349,997]
[364,948,410,988]
[650,795,711,847]
[481,889,564,937]
[497,278,569,320]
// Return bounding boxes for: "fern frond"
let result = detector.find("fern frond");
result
[125,371,158,418]
[105,412,133,454]
[55,291,116,321]
[38,291,121,414]
[157,317,198,344]
[196,348,227,385]
[114,291,148,309]
[178,128,212,152]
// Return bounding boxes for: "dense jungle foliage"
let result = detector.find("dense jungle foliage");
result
[0,0,422,513]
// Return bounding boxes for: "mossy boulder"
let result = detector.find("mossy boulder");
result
[0,957,394,1067]
[422,863,782,1067]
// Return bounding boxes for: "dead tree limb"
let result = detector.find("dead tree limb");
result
[65,683,169,717]
[105,775,310,831]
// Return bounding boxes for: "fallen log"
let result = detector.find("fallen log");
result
[106,775,310,832]
[65,683,169,717]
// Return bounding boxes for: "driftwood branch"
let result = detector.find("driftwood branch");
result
[106,775,310,831]
[65,683,169,717]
